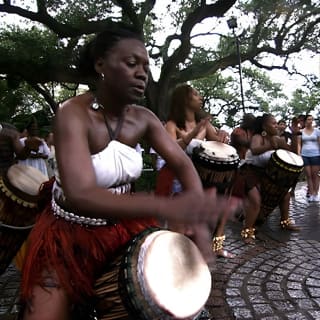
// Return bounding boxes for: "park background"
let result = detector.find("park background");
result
[1,0,319,190]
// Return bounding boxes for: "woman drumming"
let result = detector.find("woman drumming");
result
[240,113,300,243]
[19,26,240,320]
[158,84,234,258]
[297,114,320,202]
[230,114,261,244]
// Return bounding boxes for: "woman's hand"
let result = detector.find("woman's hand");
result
[269,136,279,150]
[217,129,230,144]
[162,188,242,262]
[179,118,209,144]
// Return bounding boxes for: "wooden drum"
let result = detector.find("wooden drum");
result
[192,141,240,194]
[259,149,304,220]
[0,164,48,275]
[94,228,212,320]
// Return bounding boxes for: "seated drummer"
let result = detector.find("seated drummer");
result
[230,113,256,164]
[0,122,41,176]
[158,84,235,259]
[233,113,300,243]
[230,114,261,244]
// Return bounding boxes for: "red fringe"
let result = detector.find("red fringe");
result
[154,165,175,196]
[21,205,158,304]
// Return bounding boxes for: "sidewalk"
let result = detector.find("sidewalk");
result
[207,181,320,319]
[1,182,319,320]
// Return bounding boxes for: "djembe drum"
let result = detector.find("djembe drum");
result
[94,228,212,320]
[0,164,48,275]
[258,149,304,221]
[192,140,240,194]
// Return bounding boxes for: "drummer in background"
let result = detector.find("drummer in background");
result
[19,25,240,320]
[162,83,235,259]
[287,116,303,197]
[230,113,256,165]
[229,114,261,244]
[18,117,50,178]
[241,113,300,242]
[297,114,306,130]
[0,122,45,272]
[0,122,40,176]
[297,114,320,202]
[277,119,292,144]
[44,132,56,179]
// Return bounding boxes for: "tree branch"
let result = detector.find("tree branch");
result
[159,0,236,85]
[28,82,58,114]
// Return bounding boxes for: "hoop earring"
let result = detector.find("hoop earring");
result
[101,73,105,81]
[261,130,267,137]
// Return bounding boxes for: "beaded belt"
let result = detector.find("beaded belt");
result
[51,197,116,227]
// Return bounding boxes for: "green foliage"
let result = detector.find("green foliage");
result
[134,169,157,193]
[167,0,201,29]
[0,26,73,69]
[135,153,157,192]
[1,79,32,120]
[288,86,320,116]
[191,67,284,126]
[45,0,115,24]
[0,77,55,132]
[12,110,53,137]
[217,35,238,58]
[0,0,319,125]
[243,67,286,110]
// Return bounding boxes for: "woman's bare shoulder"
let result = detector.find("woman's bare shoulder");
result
[56,93,91,120]
[252,133,262,141]
[165,120,177,129]
[130,104,156,116]
[59,93,89,111]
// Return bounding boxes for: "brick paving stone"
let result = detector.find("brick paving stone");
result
[206,182,320,319]
[0,182,319,320]
[0,265,20,320]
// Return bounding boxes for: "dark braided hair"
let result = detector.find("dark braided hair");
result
[253,113,273,135]
[78,24,144,81]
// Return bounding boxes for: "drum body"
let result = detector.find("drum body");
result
[0,164,48,275]
[192,141,240,193]
[94,228,212,320]
[259,149,304,220]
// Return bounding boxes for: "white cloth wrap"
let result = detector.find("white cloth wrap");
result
[245,150,274,168]
[51,140,142,224]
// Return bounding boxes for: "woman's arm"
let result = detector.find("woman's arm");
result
[296,136,302,155]
[165,120,189,148]
[55,101,205,224]
[166,119,207,149]
[317,128,320,145]
[149,115,204,194]
[205,122,221,141]
[250,134,274,155]
[55,102,241,263]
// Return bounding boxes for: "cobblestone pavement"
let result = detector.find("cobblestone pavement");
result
[1,182,319,320]
[207,181,320,320]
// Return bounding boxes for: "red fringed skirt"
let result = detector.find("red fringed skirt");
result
[154,165,175,196]
[20,203,158,304]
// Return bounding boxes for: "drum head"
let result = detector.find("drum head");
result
[275,149,304,167]
[7,164,48,196]
[139,230,211,319]
[200,141,239,162]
